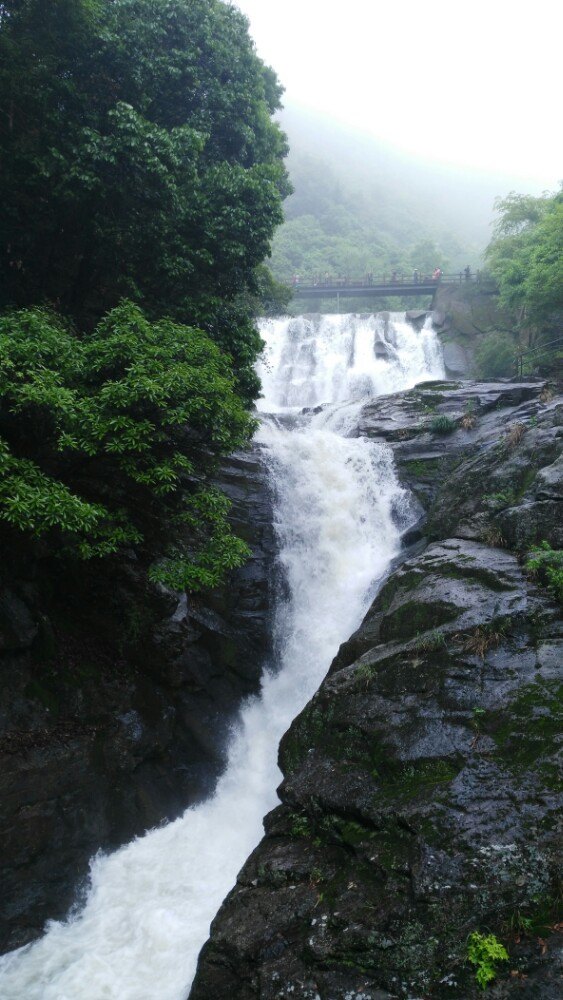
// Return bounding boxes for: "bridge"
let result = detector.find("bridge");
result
[288,272,482,301]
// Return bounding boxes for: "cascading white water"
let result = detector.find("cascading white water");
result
[0,313,444,1000]
[257,312,444,412]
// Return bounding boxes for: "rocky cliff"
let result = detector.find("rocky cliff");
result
[190,379,562,999]
[405,282,520,380]
[0,445,276,953]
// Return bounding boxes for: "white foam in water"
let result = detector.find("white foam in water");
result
[256,311,444,412]
[0,313,443,999]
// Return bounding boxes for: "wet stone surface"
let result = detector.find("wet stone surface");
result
[0,445,277,952]
[190,381,562,1000]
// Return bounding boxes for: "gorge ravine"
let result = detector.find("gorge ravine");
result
[0,313,446,998]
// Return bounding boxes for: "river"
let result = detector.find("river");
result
[0,312,444,1000]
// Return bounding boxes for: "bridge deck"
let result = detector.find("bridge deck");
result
[292,282,439,298]
[288,274,486,299]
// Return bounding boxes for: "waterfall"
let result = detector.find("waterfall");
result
[0,313,444,1000]
[256,312,444,412]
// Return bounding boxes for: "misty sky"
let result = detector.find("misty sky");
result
[234,0,561,188]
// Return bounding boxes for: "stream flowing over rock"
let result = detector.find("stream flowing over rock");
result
[191,373,562,1000]
[0,313,444,997]
[1,313,560,999]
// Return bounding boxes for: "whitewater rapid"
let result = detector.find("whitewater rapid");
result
[0,313,444,1000]
[256,311,443,412]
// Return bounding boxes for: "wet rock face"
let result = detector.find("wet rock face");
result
[441,340,472,377]
[190,382,562,1000]
[430,282,517,380]
[359,379,561,550]
[0,445,276,953]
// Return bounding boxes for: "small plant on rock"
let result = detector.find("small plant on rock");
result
[504,422,526,448]
[467,931,509,989]
[464,621,507,658]
[483,489,517,510]
[508,911,534,936]
[481,525,506,548]
[526,541,563,606]
[460,399,478,430]
[429,414,457,435]
[471,706,487,732]
[355,662,375,686]
[412,629,447,653]
[309,866,324,886]
[289,814,311,838]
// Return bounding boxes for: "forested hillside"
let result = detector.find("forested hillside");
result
[269,105,551,284]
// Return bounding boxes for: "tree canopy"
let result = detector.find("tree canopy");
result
[485,189,563,333]
[0,0,290,399]
[0,0,289,587]
[0,301,255,589]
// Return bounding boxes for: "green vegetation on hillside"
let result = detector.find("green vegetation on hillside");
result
[485,189,563,344]
[264,106,521,293]
[269,150,457,285]
[0,0,288,586]
[474,331,517,379]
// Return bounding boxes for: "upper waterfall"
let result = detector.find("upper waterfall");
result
[256,312,444,412]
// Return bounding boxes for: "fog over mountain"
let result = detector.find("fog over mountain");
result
[269,103,557,280]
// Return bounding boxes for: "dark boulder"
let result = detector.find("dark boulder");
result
[0,589,38,652]
[442,340,472,377]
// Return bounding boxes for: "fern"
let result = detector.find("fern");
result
[467,932,509,990]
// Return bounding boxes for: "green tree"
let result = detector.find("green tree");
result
[408,239,448,277]
[0,302,255,589]
[485,189,563,340]
[0,0,290,400]
[238,265,293,317]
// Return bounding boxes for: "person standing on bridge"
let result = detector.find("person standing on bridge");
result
[413,269,419,284]
[464,265,471,281]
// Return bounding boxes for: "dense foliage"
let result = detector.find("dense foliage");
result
[0,303,255,589]
[0,0,290,399]
[0,0,289,587]
[485,189,563,339]
[467,932,509,990]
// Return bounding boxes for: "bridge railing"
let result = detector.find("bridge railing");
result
[514,337,563,377]
[287,271,484,290]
